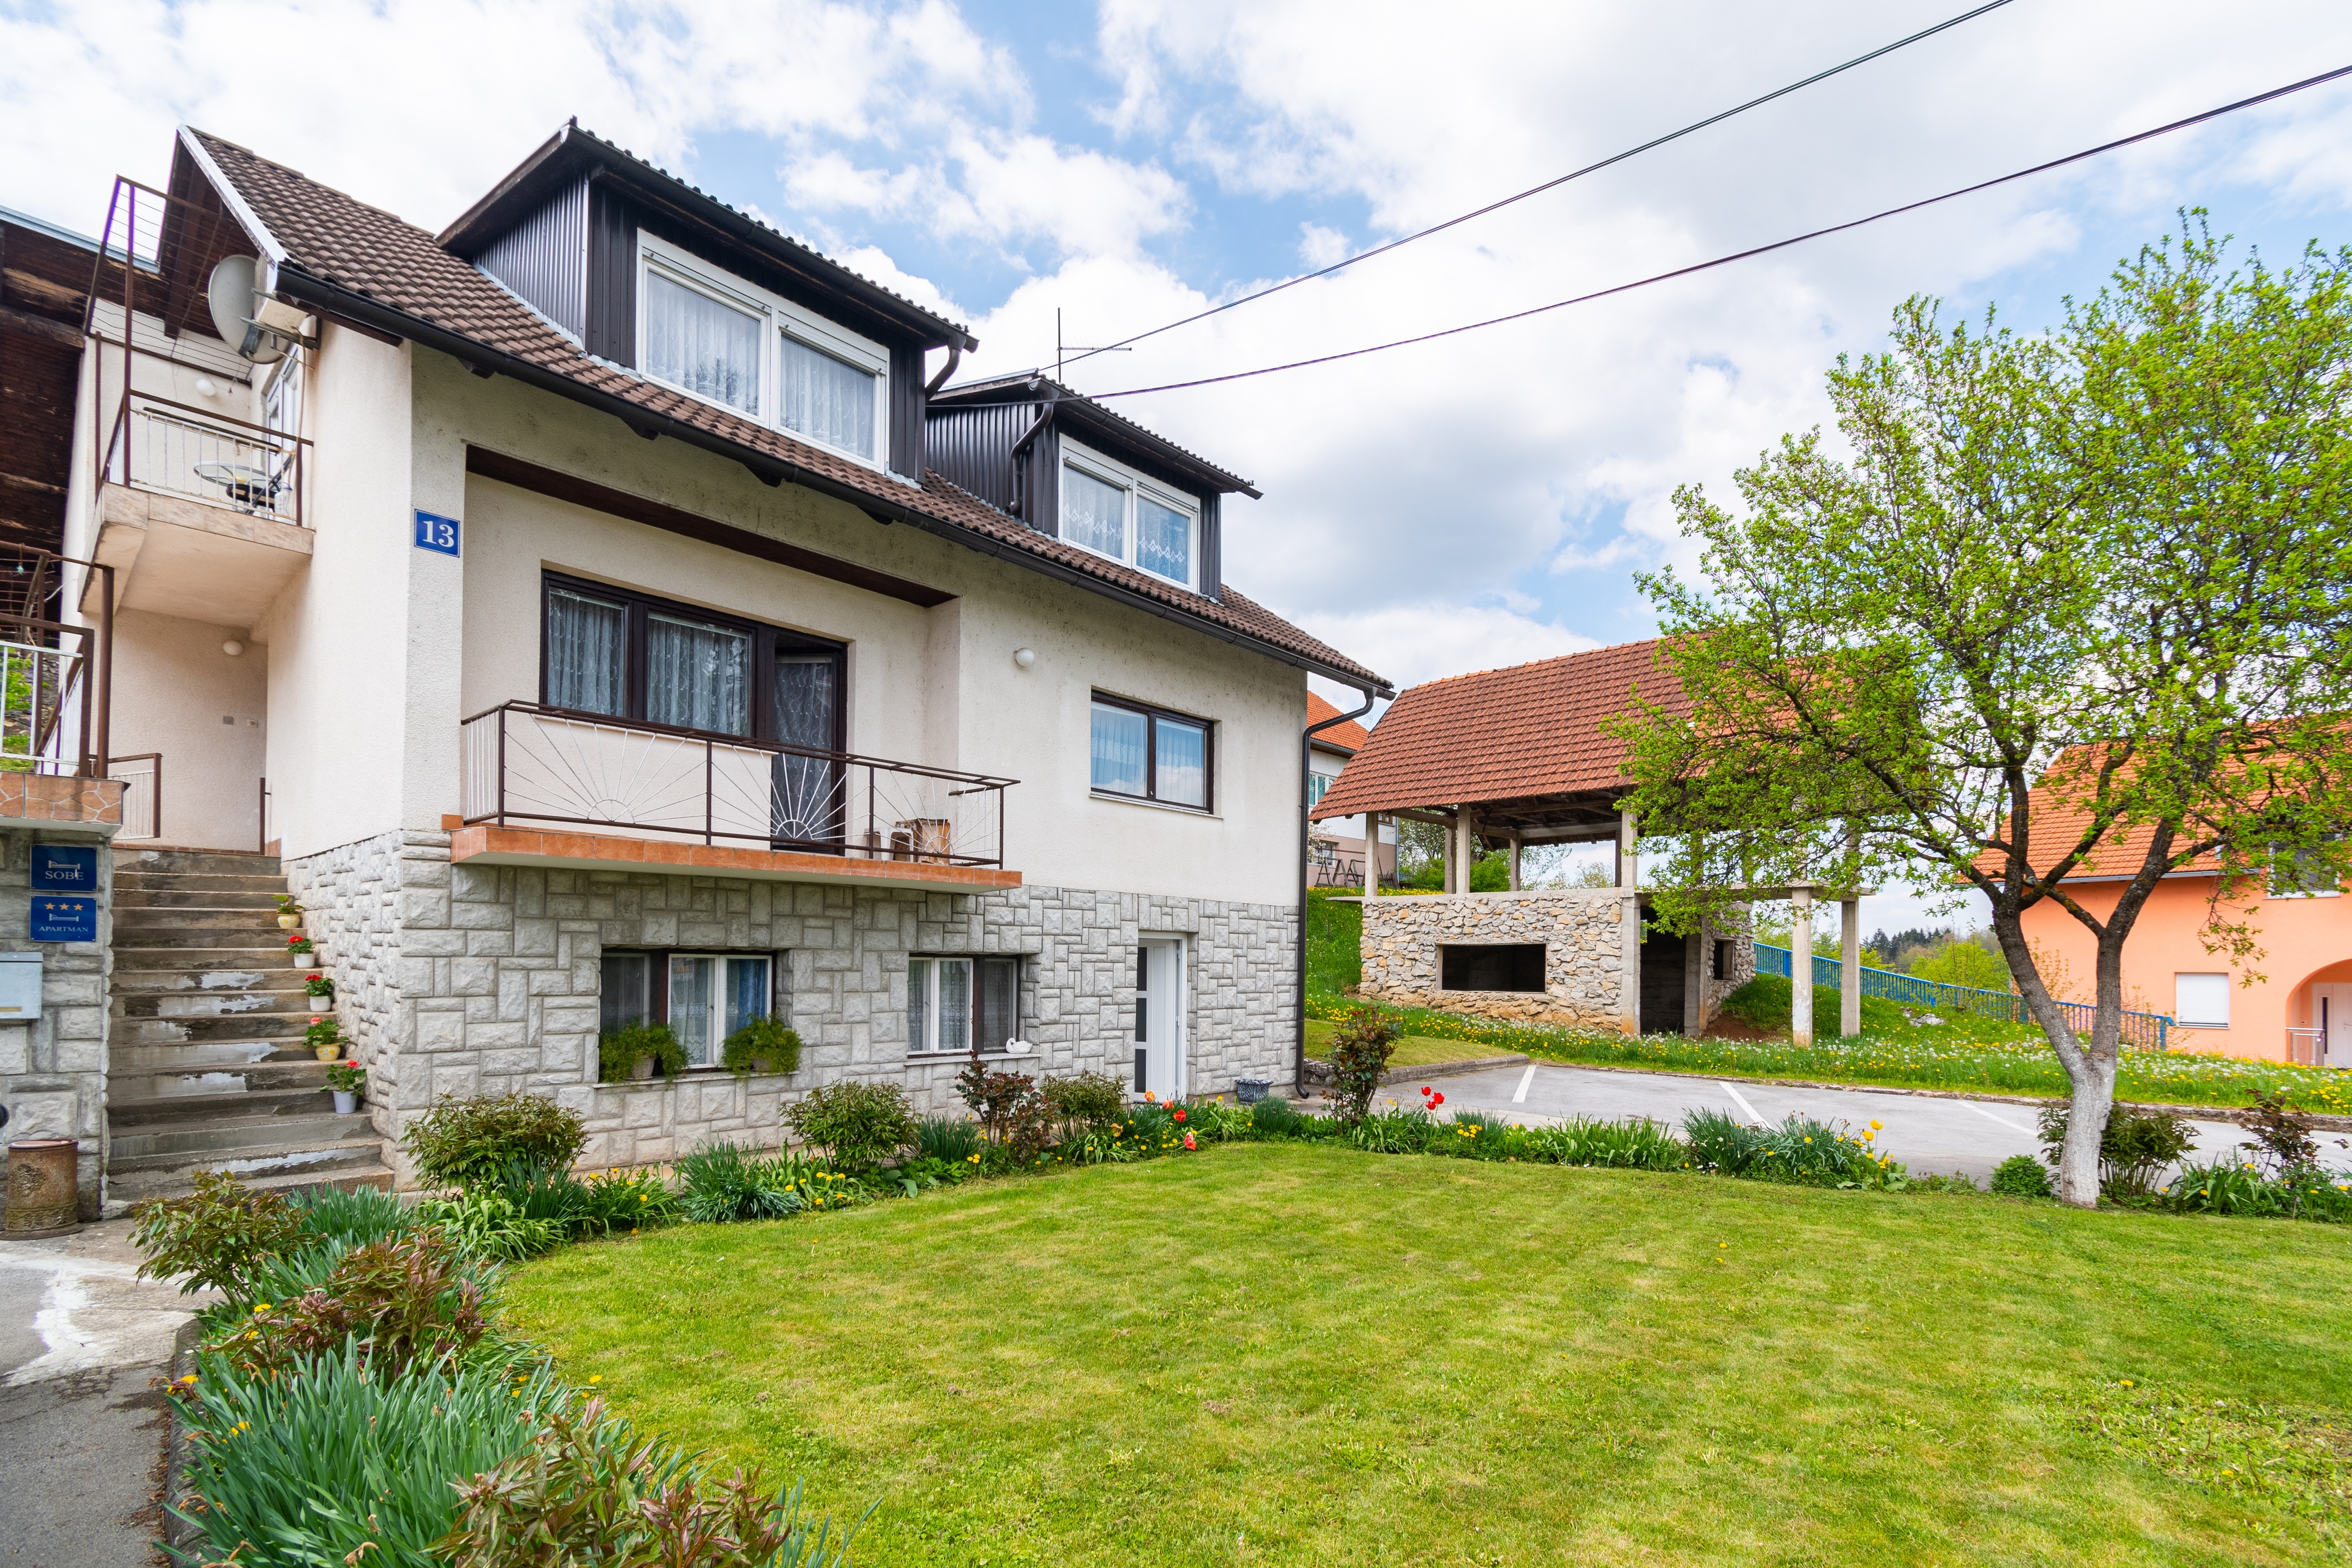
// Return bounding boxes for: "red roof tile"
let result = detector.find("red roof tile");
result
[1307,692,1369,753]
[179,129,1383,689]
[1311,638,1686,819]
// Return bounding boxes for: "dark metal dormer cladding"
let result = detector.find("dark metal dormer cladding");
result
[439,121,974,483]
[926,375,1258,605]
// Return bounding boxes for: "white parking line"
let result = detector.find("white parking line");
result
[1511,1064,1537,1104]
[1719,1081,1764,1123]
[1960,1101,2037,1135]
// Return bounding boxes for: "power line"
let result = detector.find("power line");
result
[1085,61,2352,403]
[1059,0,2019,373]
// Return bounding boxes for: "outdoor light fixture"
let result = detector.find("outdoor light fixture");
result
[192,375,220,398]
[222,640,244,657]
[1013,647,1036,668]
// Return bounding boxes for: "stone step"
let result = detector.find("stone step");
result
[115,888,286,910]
[114,947,308,971]
[112,872,292,896]
[109,1059,333,1099]
[112,985,315,1018]
[113,1012,314,1045]
[110,921,303,948]
[112,848,282,877]
[109,1111,377,1161]
[112,1040,315,1072]
[106,1144,389,1202]
[115,904,296,926]
[109,967,310,998]
[108,1085,338,1126]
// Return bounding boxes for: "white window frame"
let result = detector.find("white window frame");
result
[1058,436,1201,592]
[634,230,891,473]
[907,955,975,1055]
[664,951,775,1067]
[2269,841,2344,898]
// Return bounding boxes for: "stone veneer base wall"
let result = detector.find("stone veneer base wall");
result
[1358,891,1755,1034]
[0,827,113,1218]
[286,831,1296,1179]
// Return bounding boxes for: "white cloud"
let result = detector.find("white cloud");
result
[1296,222,1348,268]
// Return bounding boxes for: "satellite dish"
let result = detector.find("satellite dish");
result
[205,255,283,363]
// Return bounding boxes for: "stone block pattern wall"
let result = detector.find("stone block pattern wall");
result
[1698,917,1756,1025]
[289,835,1295,1180]
[1360,891,1631,1028]
[0,828,112,1218]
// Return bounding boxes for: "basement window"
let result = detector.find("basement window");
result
[1439,944,1546,993]
[601,950,779,1068]
[909,956,1020,1055]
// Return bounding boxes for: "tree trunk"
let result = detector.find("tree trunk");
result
[1989,910,2110,1208]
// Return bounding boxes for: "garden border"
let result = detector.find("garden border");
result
[161,1317,203,1566]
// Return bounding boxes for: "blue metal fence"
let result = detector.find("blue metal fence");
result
[1753,943,2172,1050]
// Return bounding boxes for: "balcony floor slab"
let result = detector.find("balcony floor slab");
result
[448,824,1022,892]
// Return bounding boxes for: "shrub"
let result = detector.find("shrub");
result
[723,1014,804,1078]
[132,1171,309,1302]
[1327,1006,1400,1124]
[914,1114,983,1164]
[440,1395,857,1568]
[954,1051,1043,1142]
[1990,1154,2053,1198]
[2164,1157,2352,1221]
[786,1081,918,1171]
[677,1141,852,1223]
[290,1182,412,1250]
[2037,1103,2196,1200]
[1750,1114,1902,1188]
[417,1189,570,1262]
[2245,1092,2323,1176]
[1042,1071,1127,1134]
[205,1231,494,1380]
[598,1021,689,1084]
[403,1092,588,1190]
[175,1339,557,1568]
[578,1168,679,1233]
[1186,1100,1255,1142]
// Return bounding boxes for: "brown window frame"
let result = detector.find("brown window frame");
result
[600,947,787,1074]
[1088,691,1215,813]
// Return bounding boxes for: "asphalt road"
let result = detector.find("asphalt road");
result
[1370,1061,2259,1183]
[0,1221,206,1568]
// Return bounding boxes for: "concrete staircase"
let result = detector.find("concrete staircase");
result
[105,847,391,1202]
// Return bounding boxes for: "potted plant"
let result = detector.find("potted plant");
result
[324,1060,365,1115]
[305,971,335,1003]
[275,894,303,931]
[599,1022,687,1084]
[721,1015,803,1078]
[306,1015,345,1062]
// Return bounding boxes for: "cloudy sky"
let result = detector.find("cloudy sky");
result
[8,0,2352,932]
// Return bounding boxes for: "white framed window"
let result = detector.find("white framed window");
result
[2270,841,2343,898]
[1058,436,1201,591]
[601,950,774,1068]
[908,955,1020,1055]
[635,232,891,470]
[2175,971,2230,1028]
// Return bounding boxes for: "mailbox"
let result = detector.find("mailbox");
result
[0,952,41,1022]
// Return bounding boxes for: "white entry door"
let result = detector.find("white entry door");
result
[2316,984,2352,1065]
[1133,938,1187,1101]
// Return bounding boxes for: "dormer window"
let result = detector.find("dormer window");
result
[1059,437,1200,592]
[635,232,889,470]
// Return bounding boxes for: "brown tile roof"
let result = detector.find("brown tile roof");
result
[1311,638,1686,819]
[179,129,1384,690]
[1978,747,2226,882]
[1307,693,1369,753]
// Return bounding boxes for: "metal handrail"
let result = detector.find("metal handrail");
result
[2287,1025,2328,1067]
[1755,943,2174,1051]
[459,700,1017,868]
[102,390,310,527]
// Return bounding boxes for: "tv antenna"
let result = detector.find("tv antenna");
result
[1055,307,1129,385]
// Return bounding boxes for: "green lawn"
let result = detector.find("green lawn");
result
[506,1144,2352,1566]
[1301,1016,1515,1067]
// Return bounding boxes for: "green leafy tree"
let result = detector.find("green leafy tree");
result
[1907,937,2010,992]
[1617,219,2352,1207]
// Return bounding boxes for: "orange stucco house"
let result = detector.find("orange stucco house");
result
[2017,787,2352,1068]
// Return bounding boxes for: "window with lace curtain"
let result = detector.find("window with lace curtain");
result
[541,573,844,754]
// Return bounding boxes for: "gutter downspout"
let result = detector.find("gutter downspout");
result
[1008,384,1056,521]
[923,343,961,396]
[1298,684,1378,1099]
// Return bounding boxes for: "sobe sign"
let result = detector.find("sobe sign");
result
[29,845,96,891]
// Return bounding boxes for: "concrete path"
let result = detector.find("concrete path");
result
[0,1220,208,1568]
[1368,1062,2256,1183]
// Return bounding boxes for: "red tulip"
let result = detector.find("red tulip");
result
[1182,1131,1196,1151]
[1172,1109,1186,1123]
[1419,1086,1432,1096]
[1431,1092,1445,1107]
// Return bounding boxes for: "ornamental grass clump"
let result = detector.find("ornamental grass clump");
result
[403,1091,589,1191]
[173,1339,560,1568]
[677,1140,853,1223]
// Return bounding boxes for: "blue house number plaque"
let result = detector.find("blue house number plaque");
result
[30,896,97,943]
[414,510,461,556]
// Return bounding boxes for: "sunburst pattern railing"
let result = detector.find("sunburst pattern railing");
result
[460,701,1015,869]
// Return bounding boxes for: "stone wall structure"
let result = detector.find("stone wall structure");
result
[288,835,1295,1179]
[0,824,116,1219]
[1359,890,1753,1034]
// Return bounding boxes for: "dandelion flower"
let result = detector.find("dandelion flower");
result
[590,1375,602,1384]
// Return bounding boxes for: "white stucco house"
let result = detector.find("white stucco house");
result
[58,121,1388,1196]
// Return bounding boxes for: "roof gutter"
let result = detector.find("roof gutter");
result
[1299,683,1380,1102]
[272,263,1391,694]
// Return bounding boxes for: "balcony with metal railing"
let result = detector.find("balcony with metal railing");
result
[454,701,1021,892]
[0,544,128,833]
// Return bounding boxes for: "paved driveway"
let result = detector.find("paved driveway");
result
[0,1221,207,1568]
[1370,1062,2255,1183]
